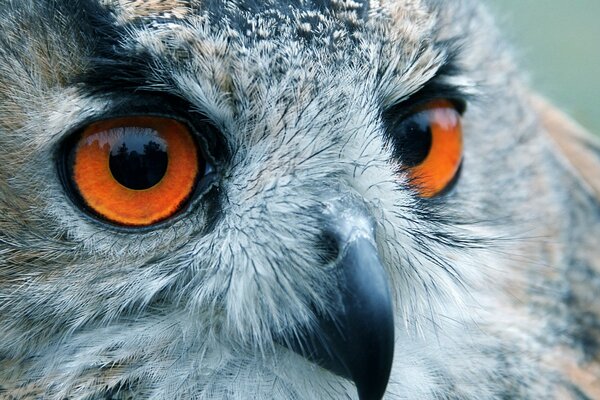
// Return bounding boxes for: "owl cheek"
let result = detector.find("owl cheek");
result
[282,191,395,400]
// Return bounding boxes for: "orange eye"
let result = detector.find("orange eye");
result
[386,99,463,197]
[66,116,205,226]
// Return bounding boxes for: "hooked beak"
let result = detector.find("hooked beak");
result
[285,195,395,400]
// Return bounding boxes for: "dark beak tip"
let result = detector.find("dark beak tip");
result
[352,350,394,400]
[281,195,395,400]
[284,237,395,400]
[341,239,395,400]
[348,318,395,400]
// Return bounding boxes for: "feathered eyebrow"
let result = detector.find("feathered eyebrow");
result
[64,0,177,97]
[382,56,472,119]
[378,36,476,112]
[78,53,159,96]
[72,23,155,95]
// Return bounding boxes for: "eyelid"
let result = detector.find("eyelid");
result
[383,96,466,125]
[64,111,220,163]
[56,92,225,160]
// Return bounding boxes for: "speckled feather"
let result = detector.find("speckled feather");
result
[0,0,599,399]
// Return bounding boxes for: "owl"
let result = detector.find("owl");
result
[0,0,599,399]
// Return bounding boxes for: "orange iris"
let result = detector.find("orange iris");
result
[407,100,463,197]
[71,116,202,226]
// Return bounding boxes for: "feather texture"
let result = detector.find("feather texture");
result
[0,1,598,399]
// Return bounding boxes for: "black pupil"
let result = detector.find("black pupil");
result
[109,129,168,190]
[389,111,432,168]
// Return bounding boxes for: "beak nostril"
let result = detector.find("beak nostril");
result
[318,232,341,265]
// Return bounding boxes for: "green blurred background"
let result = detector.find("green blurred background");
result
[489,1,599,135]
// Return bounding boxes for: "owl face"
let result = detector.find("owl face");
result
[0,1,589,399]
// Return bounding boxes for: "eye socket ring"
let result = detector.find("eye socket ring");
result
[62,116,211,227]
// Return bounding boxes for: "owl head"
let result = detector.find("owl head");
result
[0,1,598,399]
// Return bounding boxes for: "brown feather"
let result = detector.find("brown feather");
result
[531,95,600,399]
[532,95,600,200]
